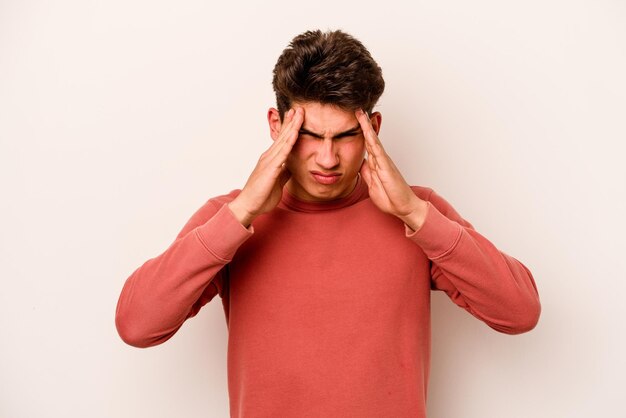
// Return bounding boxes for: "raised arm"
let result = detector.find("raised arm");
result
[355,108,540,334]
[115,200,253,348]
[406,188,541,334]
[116,106,305,348]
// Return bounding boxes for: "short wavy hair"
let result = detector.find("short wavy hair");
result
[272,29,385,121]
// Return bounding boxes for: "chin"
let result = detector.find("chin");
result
[310,185,348,200]
[288,173,351,202]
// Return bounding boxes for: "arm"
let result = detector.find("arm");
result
[116,106,305,348]
[354,108,540,334]
[114,200,253,348]
[406,188,541,334]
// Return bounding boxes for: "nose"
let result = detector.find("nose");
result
[314,139,339,169]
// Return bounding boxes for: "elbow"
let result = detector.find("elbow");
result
[115,313,152,348]
[490,298,542,335]
[505,307,540,335]
[115,311,173,349]
[115,284,172,348]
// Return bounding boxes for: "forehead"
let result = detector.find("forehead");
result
[294,102,358,133]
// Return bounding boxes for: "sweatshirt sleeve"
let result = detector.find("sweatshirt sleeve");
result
[405,188,541,334]
[115,199,254,348]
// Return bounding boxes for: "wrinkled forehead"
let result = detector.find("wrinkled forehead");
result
[295,102,359,135]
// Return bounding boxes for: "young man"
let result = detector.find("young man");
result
[115,29,541,417]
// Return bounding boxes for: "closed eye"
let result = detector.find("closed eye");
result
[335,133,358,139]
[298,125,362,140]
[299,132,360,141]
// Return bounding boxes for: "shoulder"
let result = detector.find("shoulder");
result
[175,188,243,239]
[209,188,243,207]
[409,185,473,229]
[194,188,243,218]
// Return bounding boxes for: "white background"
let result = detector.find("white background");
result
[1,0,625,417]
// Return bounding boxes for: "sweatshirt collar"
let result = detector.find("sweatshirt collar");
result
[278,174,369,213]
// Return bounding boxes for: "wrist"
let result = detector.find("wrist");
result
[227,198,255,228]
[399,199,429,233]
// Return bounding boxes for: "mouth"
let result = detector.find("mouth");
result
[310,171,342,185]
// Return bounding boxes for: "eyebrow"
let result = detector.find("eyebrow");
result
[299,124,361,139]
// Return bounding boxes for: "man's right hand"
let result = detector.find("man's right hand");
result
[227,107,304,228]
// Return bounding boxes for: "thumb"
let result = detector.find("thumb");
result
[278,164,292,189]
[360,158,372,187]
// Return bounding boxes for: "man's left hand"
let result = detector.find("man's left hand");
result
[355,108,429,232]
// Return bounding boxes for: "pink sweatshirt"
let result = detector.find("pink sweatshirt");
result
[115,175,540,417]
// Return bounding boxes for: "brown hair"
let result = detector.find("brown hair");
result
[272,29,385,121]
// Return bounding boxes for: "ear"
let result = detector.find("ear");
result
[369,111,382,136]
[268,107,282,141]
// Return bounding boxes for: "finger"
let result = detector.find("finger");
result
[284,107,304,144]
[281,108,295,125]
[261,109,292,161]
[278,164,292,188]
[356,111,384,164]
[360,158,372,188]
[274,107,303,153]
[278,108,298,137]
[265,107,296,153]
[356,109,392,172]
[370,165,386,193]
[362,156,387,196]
[367,150,377,171]
[267,107,304,163]
[355,109,382,150]
[360,120,376,160]
[369,146,406,188]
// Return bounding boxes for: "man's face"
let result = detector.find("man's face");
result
[269,101,381,202]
